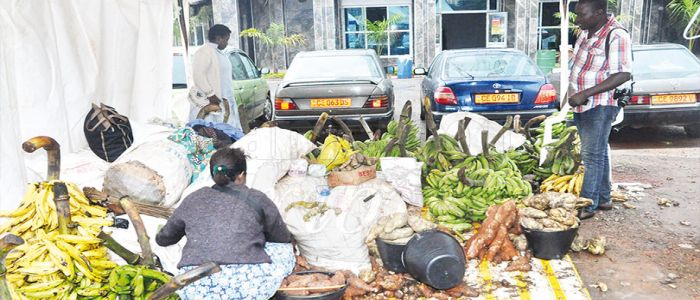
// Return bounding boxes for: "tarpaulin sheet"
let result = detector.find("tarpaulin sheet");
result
[0,1,173,210]
[466,255,591,300]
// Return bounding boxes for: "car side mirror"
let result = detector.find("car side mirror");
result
[414,67,427,76]
[260,67,271,75]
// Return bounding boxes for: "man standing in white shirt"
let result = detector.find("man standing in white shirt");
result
[189,24,244,132]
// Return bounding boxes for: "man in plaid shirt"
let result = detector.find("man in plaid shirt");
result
[569,0,632,219]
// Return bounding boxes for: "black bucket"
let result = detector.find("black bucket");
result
[274,271,347,300]
[522,226,579,260]
[402,230,466,290]
[375,238,407,273]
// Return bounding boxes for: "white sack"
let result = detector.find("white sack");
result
[274,177,407,274]
[379,157,424,207]
[438,112,526,155]
[104,140,192,207]
[181,127,315,201]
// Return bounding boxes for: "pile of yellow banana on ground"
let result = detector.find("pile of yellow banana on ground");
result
[1,180,116,299]
[539,166,585,196]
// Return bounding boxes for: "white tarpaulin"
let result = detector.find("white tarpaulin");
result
[0,1,173,210]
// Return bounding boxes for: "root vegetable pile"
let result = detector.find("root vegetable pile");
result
[279,271,347,296]
[519,192,593,231]
[463,201,531,271]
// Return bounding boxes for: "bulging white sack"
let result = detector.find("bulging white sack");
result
[438,112,526,155]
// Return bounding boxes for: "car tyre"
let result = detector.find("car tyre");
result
[262,97,273,121]
[420,104,425,120]
[684,124,700,138]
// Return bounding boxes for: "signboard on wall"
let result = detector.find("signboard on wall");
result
[486,12,507,48]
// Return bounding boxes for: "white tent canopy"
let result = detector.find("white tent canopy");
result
[0,0,173,209]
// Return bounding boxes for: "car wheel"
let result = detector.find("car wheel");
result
[684,124,700,138]
[262,97,273,121]
[420,104,425,120]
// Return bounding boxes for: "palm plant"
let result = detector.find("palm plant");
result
[366,14,402,56]
[667,0,700,50]
[240,23,306,72]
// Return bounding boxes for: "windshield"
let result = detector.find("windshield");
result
[443,53,540,78]
[633,48,700,78]
[285,55,382,80]
[173,54,187,88]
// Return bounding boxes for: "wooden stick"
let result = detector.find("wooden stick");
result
[98,231,141,265]
[358,116,374,140]
[148,262,221,300]
[331,116,354,142]
[310,112,329,144]
[120,198,155,267]
[22,136,61,181]
[53,182,71,235]
[0,234,23,300]
[489,115,513,147]
[278,284,346,292]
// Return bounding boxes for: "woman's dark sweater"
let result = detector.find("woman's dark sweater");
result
[155,184,292,268]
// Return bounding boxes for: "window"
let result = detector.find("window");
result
[229,53,249,80]
[538,1,578,50]
[285,55,382,80]
[444,53,540,78]
[439,0,497,12]
[343,5,411,57]
[238,53,259,79]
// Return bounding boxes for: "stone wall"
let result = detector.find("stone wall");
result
[412,0,437,69]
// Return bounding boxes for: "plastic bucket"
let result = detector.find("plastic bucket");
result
[375,238,408,273]
[274,271,347,300]
[402,230,466,290]
[522,226,579,260]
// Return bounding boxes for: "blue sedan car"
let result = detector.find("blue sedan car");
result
[415,49,558,124]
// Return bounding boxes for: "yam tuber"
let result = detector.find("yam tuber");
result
[377,274,404,291]
[407,214,437,232]
[465,201,521,261]
[445,282,480,298]
[506,255,532,272]
[379,227,414,240]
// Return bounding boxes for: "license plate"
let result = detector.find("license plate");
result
[651,94,696,105]
[310,98,352,108]
[474,93,520,104]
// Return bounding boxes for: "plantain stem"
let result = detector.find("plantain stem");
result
[120,198,155,267]
[422,97,442,151]
[523,115,546,143]
[53,182,72,235]
[456,117,472,156]
[98,231,142,265]
[331,116,354,143]
[0,234,24,300]
[489,115,513,147]
[148,262,221,300]
[310,112,329,143]
[481,130,491,159]
[22,136,61,181]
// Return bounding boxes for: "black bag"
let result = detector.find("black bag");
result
[605,27,635,107]
[84,103,134,162]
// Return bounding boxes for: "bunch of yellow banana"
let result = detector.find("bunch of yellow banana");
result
[0,181,115,299]
[540,168,585,196]
[0,181,111,240]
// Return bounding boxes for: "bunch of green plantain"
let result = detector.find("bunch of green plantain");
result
[106,265,178,300]
[352,119,420,159]
[419,136,533,227]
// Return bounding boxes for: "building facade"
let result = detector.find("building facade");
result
[205,0,659,70]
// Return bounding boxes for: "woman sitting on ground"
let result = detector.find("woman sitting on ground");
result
[156,147,295,300]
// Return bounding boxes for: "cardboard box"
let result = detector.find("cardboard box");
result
[328,164,377,187]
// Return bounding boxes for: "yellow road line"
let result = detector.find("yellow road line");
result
[479,259,495,300]
[565,255,592,300]
[515,272,530,300]
[540,259,567,300]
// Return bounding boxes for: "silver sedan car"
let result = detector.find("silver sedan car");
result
[624,43,700,137]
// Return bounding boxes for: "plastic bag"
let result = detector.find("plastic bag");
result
[438,112,526,155]
[380,157,424,207]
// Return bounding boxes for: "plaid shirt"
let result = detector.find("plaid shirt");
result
[570,15,632,113]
